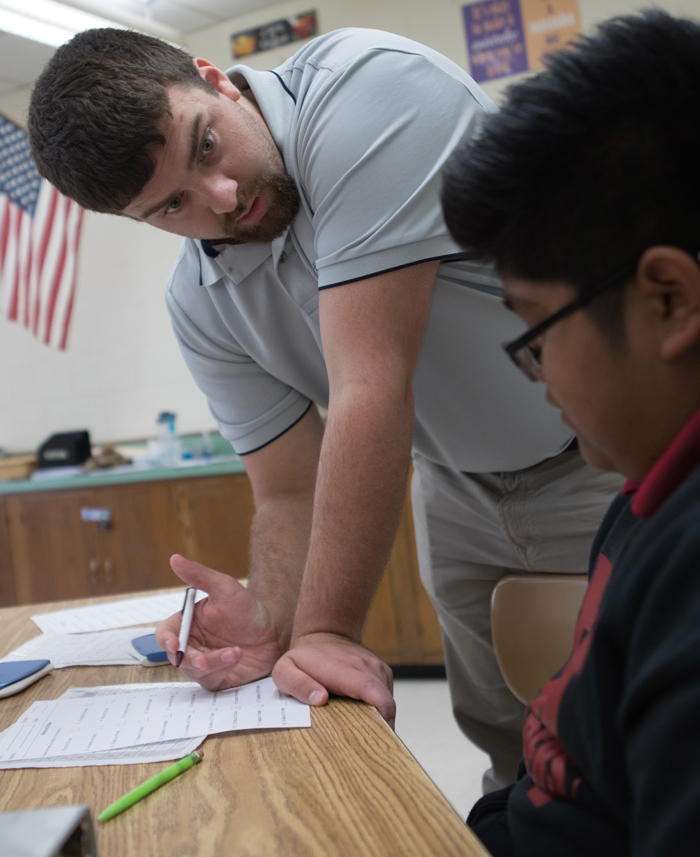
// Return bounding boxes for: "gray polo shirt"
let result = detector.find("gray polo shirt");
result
[166,28,572,472]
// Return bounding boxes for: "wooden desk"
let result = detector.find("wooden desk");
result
[0,593,488,857]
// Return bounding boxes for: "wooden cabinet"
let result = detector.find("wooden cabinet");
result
[0,471,442,666]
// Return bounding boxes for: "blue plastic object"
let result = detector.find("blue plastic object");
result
[130,633,169,663]
[0,660,52,696]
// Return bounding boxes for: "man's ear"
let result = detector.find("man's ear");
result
[192,57,241,101]
[637,246,700,361]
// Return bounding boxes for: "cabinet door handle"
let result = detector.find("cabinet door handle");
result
[89,558,100,587]
[80,507,112,531]
[104,559,114,585]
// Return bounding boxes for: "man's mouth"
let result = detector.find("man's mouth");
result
[237,193,268,226]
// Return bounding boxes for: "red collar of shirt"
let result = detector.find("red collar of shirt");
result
[622,405,700,519]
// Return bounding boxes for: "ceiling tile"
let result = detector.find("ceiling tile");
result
[148,0,219,32]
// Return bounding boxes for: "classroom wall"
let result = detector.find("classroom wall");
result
[0,90,214,453]
[187,0,700,104]
[2,0,699,452]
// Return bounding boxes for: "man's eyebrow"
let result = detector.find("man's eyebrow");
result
[187,112,204,170]
[139,112,204,220]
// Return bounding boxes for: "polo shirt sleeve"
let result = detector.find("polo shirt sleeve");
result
[165,242,312,455]
[294,46,491,288]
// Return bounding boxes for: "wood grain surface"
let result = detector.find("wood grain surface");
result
[0,593,489,857]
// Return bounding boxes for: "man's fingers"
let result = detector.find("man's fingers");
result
[273,642,397,727]
[272,657,329,707]
[329,668,396,724]
[155,616,181,653]
[189,646,241,671]
[181,646,242,673]
[362,681,396,726]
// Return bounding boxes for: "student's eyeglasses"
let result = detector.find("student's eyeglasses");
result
[502,261,639,382]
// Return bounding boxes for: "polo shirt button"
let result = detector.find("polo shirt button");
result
[279,251,287,263]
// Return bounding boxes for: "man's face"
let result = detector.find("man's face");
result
[123,80,299,241]
[503,276,652,479]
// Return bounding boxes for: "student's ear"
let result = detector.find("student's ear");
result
[192,58,241,101]
[637,246,700,362]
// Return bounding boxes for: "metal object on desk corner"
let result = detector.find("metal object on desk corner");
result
[37,431,91,469]
[0,805,97,857]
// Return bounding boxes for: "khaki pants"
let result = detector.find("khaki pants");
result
[410,448,623,794]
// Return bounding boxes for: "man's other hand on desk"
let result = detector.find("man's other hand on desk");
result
[272,633,396,729]
[155,555,283,690]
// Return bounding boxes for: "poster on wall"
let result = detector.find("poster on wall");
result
[231,11,318,59]
[463,0,580,83]
[462,1,528,84]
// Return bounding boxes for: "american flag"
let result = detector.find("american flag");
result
[0,112,84,350]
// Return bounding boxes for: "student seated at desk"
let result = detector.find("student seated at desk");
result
[440,10,700,857]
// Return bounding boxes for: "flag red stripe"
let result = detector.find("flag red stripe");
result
[42,196,71,345]
[0,197,11,268]
[58,209,84,350]
[1,182,82,349]
[7,212,23,321]
[23,229,34,329]
[32,187,59,335]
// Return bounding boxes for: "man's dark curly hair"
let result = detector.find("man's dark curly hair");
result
[28,28,216,212]
[441,10,700,337]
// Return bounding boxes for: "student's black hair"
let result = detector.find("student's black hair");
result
[28,28,216,212]
[441,10,700,336]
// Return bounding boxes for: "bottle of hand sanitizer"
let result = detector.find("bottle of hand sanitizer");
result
[156,412,181,468]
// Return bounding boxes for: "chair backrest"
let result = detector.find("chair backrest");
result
[490,573,588,704]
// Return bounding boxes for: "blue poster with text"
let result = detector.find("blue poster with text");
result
[463,1,528,83]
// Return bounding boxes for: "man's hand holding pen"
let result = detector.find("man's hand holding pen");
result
[155,554,283,691]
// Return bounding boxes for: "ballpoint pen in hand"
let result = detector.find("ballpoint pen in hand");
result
[175,586,197,667]
[97,749,204,823]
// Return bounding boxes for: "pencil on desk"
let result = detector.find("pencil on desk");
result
[97,749,203,823]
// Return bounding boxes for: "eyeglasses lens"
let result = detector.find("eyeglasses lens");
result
[513,346,542,382]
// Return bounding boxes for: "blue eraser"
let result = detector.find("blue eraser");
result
[0,660,53,697]
[131,633,169,663]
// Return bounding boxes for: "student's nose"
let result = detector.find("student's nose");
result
[204,176,239,215]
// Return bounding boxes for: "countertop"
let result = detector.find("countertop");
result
[0,435,246,496]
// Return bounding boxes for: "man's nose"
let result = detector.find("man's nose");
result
[203,176,239,214]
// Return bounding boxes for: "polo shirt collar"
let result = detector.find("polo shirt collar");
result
[227,67,296,164]
[623,404,700,518]
[194,67,297,288]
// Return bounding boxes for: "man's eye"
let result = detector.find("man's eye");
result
[166,196,182,214]
[202,133,214,154]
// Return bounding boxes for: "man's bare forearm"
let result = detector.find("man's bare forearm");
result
[247,492,315,651]
[292,385,414,642]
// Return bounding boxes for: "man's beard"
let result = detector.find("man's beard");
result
[217,172,300,244]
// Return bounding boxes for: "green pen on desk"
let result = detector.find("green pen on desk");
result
[98,749,203,823]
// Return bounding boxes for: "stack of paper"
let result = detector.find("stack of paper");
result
[31,591,207,635]
[0,628,155,669]
[0,677,311,769]
[1,591,208,670]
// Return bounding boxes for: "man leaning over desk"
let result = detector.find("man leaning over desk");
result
[28,27,621,793]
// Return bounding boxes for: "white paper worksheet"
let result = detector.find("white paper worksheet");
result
[0,724,205,769]
[31,591,206,634]
[0,678,310,767]
[0,681,205,769]
[0,628,157,668]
